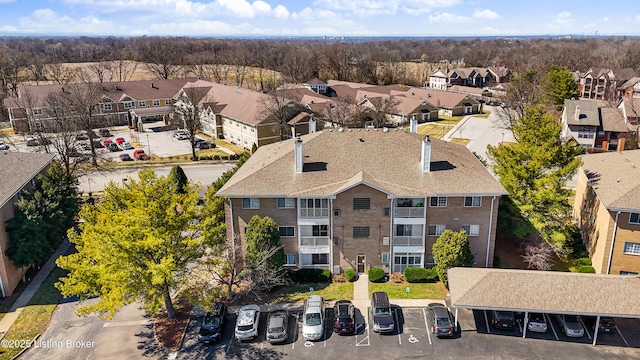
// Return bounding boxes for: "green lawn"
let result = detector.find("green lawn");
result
[369,282,447,300]
[214,140,246,154]
[266,282,353,304]
[0,266,66,360]
[449,138,470,145]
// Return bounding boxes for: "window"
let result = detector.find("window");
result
[153,100,160,106]
[353,198,371,210]
[428,225,446,236]
[383,207,390,216]
[630,213,640,224]
[381,252,389,264]
[426,254,436,265]
[243,125,247,129]
[300,198,329,217]
[124,101,134,109]
[312,253,328,264]
[277,198,295,209]
[577,126,595,139]
[430,196,447,207]
[164,99,172,105]
[241,198,260,209]
[623,242,640,255]
[101,103,112,111]
[394,253,422,266]
[286,254,296,265]
[279,226,295,237]
[621,271,638,275]
[312,225,328,237]
[251,128,255,133]
[464,196,482,207]
[472,253,477,265]
[396,224,413,236]
[353,226,370,238]
[462,225,480,236]
[333,208,340,216]
[138,101,146,107]
[32,108,43,115]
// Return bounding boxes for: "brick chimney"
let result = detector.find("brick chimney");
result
[294,136,304,173]
[421,135,431,172]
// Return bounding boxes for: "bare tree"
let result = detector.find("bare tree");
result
[88,61,115,83]
[323,95,358,128]
[113,59,138,82]
[44,62,77,84]
[260,83,310,140]
[522,239,555,271]
[494,70,542,132]
[364,95,401,128]
[138,37,183,80]
[45,90,87,176]
[173,84,213,160]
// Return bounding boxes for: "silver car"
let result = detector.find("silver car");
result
[235,305,260,341]
[555,314,584,337]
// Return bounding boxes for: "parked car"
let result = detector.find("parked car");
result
[99,128,111,137]
[491,310,516,330]
[133,149,150,160]
[427,303,455,337]
[235,304,260,341]
[555,314,584,338]
[26,137,50,146]
[198,302,227,343]
[108,142,122,152]
[121,141,133,150]
[598,317,617,334]
[81,144,92,156]
[333,300,355,335]
[173,130,189,140]
[0,141,9,150]
[115,137,126,145]
[266,310,289,344]
[103,139,113,147]
[303,295,325,340]
[196,140,216,149]
[527,313,548,333]
[75,132,88,140]
[93,140,104,148]
[371,292,394,333]
[119,153,133,161]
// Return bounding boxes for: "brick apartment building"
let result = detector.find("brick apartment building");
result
[216,128,506,274]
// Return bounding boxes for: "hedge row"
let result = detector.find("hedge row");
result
[403,267,438,283]
[286,268,332,283]
[368,267,385,282]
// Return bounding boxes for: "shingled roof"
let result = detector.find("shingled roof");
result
[449,267,640,317]
[216,129,506,198]
[0,152,55,208]
[580,149,640,211]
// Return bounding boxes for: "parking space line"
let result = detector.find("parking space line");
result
[422,308,432,346]
[617,326,630,347]
[484,310,491,334]
[356,310,370,347]
[292,313,299,350]
[547,314,559,340]
[517,319,523,333]
[580,317,592,340]
[395,309,401,345]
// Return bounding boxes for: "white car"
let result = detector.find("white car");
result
[527,313,548,333]
[173,130,189,140]
[0,141,9,150]
[121,141,133,150]
[555,314,584,337]
[235,305,260,341]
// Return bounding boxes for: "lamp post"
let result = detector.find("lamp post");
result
[147,134,151,158]
[501,132,505,144]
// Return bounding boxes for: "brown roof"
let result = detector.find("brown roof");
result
[620,98,640,118]
[0,152,55,208]
[305,78,327,85]
[216,129,506,198]
[580,149,640,211]
[449,267,640,317]
[600,107,629,133]
[391,87,476,109]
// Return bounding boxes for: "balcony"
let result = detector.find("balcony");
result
[299,208,329,218]
[394,207,425,218]
[393,236,424,247]
[299,237,331,254]
[300,264,330,270]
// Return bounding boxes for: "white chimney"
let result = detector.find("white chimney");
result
[575,105,580,120]
[309,117,316,133]
[422,135,431,172]
[294,136,304,173]
[410,118,418,133]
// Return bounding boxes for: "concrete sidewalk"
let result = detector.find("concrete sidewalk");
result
[0,239,71,336]
[352,272,447,309]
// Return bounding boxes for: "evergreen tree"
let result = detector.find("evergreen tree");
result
[432,229,474,287]
[542,66,580,111]
[168,165,188,194]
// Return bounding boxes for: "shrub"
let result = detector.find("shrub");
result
[368,267,385,283]
[344,269,356,282]
[576,265,596,273]
[403,268,439,283]
[287,268,332,283]
[576,257,592,266]
[333,273,347,283]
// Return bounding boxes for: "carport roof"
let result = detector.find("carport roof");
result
[448,267,640,318]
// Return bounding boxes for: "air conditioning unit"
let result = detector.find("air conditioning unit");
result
[333,266,341,274]
[383,237,390,245]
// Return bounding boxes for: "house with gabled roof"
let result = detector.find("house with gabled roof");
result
[0,152,55,296]
[216,128,506,274]
[574,149,640,275]
[579,67,637,101]
[561,99,631,152]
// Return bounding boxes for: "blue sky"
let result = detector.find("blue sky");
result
[0,0,638,37]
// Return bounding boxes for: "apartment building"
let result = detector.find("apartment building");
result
[216,128,506,274]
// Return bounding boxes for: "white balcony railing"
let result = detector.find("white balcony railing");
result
[394,207,425,218]
[299,208,329,218]
[300,264,330,270]
[393,236,424,247]
[300,237,330,246]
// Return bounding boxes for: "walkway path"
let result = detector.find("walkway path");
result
[352,273,369,312]
[0,239,71,336]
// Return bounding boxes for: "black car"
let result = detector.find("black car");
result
[198,303,227,343]
[196,140,216,149]
[598,317,617,333]
[333,300,355,334]
[108,142,122,152]
[266,310,289,344]
[427,303,455,337]
[491,310,516,330]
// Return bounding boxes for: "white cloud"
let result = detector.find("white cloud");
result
[19,8,116,34]
[549,11,574,28]
[603,17,609,22]
[473,9,499,20]
[0,25,18,31]
[428,12,469,23]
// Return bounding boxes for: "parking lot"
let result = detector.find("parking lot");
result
[177,304,640,360]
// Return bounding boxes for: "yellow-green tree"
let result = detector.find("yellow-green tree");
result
[56,169,202,319]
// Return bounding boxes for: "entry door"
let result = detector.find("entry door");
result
[357,255,366,273]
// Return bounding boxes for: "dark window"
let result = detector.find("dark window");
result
[353,226,370,238]
[279,226,295,237]
[353,198,371,210]
[383,207,390,216]
[630,213,640,224]
[312,254,328,264]
[312,225,328,237]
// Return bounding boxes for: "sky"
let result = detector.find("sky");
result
[0,0,639,37]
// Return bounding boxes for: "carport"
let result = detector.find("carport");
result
[131,106,173,131]
[448,267,640,345]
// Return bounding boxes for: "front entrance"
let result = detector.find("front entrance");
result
[357,255,366,273]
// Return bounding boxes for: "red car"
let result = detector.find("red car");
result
[119,153,133,161]
[133,149,149,160]
[103,139,113,147]
[115,137,126,145]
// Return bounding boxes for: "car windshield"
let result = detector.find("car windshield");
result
[203,317,220,329]
[305,313,321,326]
[268,326,284,333]
[237,324,253,331]
[436,318,451,326]
[375,307,391,316]
[565,315,579,323]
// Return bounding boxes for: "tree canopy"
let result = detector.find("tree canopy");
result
[542,66,580,111]
[244,215,286,292]
[488,105,582,248]
[431,229,474,287]
[56,169,203,319]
